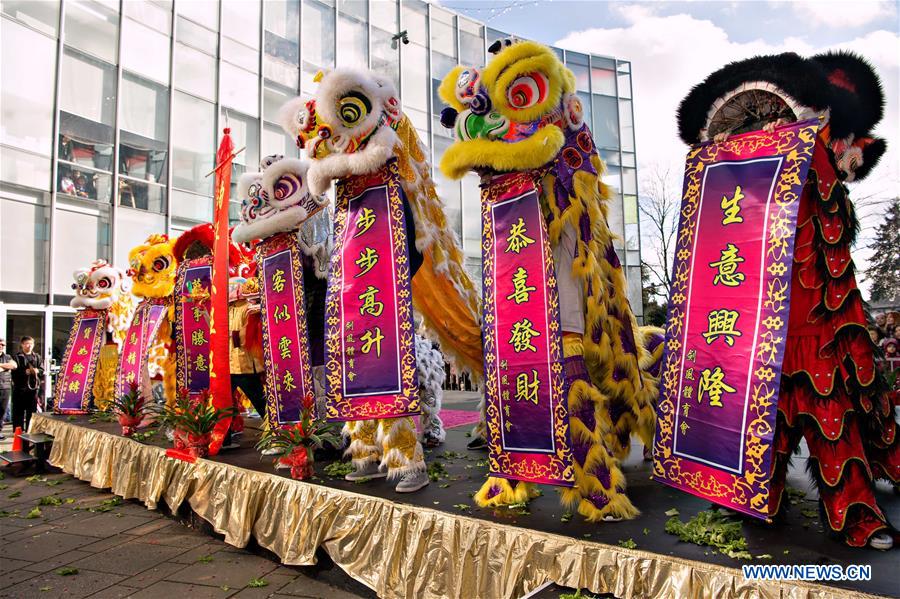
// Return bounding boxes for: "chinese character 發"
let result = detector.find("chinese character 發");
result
[354,247,379,278]
[360,327,384,357]
[282,370,296,392]
[509,318,540,353]
[191,330,208,346]
[702,309,742,346]
[278,335,293,360]
[721,186,745,225]
[354,207,376,237]
[68,380,80,394]
[272,268,286,293]
[505,217,536,254]
[77,347,88,356]
[274,303,291,323]
[697,366,735,408]
[709,243,746,287]
[72,363,85,375]
[515,369,540,405]
[505,266,536,305]
[358,285,384,317]
[195,354,208,372]
[83,326,93,340]
[126,351,137,365]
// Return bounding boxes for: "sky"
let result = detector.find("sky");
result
[443,0,900,297]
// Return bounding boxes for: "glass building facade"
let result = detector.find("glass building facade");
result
[0,0,641,388]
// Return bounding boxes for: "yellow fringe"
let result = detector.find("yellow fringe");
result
[92,343,119,411]
[474,477,539,508]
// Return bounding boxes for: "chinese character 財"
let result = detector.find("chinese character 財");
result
[697,366,736,408]
[506,266,536,305]
[274,303,291,323]
[509,318,540,353]
[354,247,379,278]
[358,285,384,317]
[278,336,293,360]
[709,243,746,287]
[195,354,208,372]
[272,268,286,293]
[721,186,745,225]
[515,369,540,405]
[191,330,208,347]
[72,363,85,375]
[505,217,536,254]
[354,207,376,237]
[360,327,384,357]
[702,309,742,346]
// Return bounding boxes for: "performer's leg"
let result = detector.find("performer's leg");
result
[233,374,266,417]
[344,419,385,481]
[378,417,429,492]
[768,411,804,519]
[11,392,24,431]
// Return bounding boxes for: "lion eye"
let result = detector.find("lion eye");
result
[97,277,111,289]
[337,91,372,127]
[152,257,170,272]
[506,72,549,110]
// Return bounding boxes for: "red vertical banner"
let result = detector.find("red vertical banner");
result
[207,129,235,455]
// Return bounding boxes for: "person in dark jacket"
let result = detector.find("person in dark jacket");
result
[11,336,43,432]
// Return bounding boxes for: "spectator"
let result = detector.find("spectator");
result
[875,312,888,335]
[11,336,43,432]
[869,327,882,344]
[0,338,16,440]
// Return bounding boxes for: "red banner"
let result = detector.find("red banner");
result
[55,310,107,414]
[174,257,212,395]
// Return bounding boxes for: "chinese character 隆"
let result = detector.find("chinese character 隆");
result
[697,366,735,408]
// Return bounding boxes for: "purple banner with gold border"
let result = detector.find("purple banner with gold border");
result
[116,299,168,398]
[258,231,315,426]
[653,119,819,519]
[54,309,107,413]
[480,171,574,487]
[324,159,419,421]
[174,258,213,395]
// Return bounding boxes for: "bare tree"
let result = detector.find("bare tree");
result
[639,164,681,302]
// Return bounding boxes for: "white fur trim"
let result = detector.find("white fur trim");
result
[261,158,311,210]
[232,205,308,244]
[307,126,396,195]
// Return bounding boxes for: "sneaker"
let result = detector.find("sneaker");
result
[466,435,488,451]
[395,469,429,493]
[869,532,893,551]
[345,461,387,482]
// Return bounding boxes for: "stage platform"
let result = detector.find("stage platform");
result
[28,413,898,599]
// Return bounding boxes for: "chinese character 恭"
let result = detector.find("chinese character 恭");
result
[358,285,384,317]
[702,309,742,346]
[709,243,746,287]
[195,354,208,372]
[278,336,293,360]
[354,207,376,237]
[354,247,379,278]
[191,330,208,347]
[72,363,85,375]
[282,371,296,392]
[515,369,540,405]
[126,351,136,365]
[505,217,536,254]
[509,318,540,353]
[83,327,93,340]
[68,380,80,393]
[721,186,745,225]
[272,268,286,293]
[274,303,291,323]
[697,366,735,408]
[505,267,536,305]
[360,327,384,357]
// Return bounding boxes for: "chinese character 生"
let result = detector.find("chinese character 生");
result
[721,185,745,225]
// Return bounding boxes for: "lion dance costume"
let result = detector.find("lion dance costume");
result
[678,51,899,548]
[438,40,663,520]
[278,68,482,491]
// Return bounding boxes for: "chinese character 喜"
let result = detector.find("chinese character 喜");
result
[506,267,536,305]
[509,318,540,353]
[697,366,735,408]
[702,309,742,346]
[505,217,536,254]
[709,243,745,287]
[721,186,745,225]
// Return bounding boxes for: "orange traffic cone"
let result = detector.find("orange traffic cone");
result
[11,427,23,452]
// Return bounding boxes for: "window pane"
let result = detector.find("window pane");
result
[174,43,216,100]
[121,18,171,84]
[2,0,59,36]
[337,12,368,68]
[624,194,638,224]
[459,20,484,67]
[171,188,213,223]
[59,49,116,172]
[621,152,635,167]
[401,0,427,46]
[172,92,214,195]
[265,0,299,42]
[371,27,399,91]
[264,54,299,89]
[120,73,169,189]
[430,7,455,56]
[302,0,335,80]
[622,167,637,195]
[223,109,260,209]
[617,70,632,99]
[1,19,56,155]
[1,193,50,293]
[176,15,217,54]
[177,0,218,30]
[591,68,616,96]
[117,179,166,212]
[461,173,480,256]
[122,0,170,34]
[566,50,589,66]
[370,0,396,31]
[338,0,366,20]
[401,40,428,111]
[569,63,590,93]
[221,0,260,49]
[619,99,635,152]
[592,94,619,149]
[53,198,112,293]
[64,0,119,64]
[115,206,166,264]
[263,82,293,123]
[263,123,299,159]
[264,0,299,87]
[220,62,259,116]
[0,147,52,191]
[222,37,260,73]
[57,163,112,203]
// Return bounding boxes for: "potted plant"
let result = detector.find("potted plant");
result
[255,394,339,480]
[160,390,235,458]
[109,383,148,437]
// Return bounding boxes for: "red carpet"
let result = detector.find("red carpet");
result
[414,409,480,432]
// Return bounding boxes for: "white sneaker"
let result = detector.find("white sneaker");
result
[869,532,893,551]
[345,461,387,481]
[395,469,429,493]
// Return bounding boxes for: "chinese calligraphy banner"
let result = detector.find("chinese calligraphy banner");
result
[115,300,168,398]
[480,171,574,487]
[258,231,315,426]
[324,159,419,421]
[174,258,212,395]
[653,119,820,519]
[54,309,107,413]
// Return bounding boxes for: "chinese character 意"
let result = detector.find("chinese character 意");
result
[282,370,296,392]
[68,380,80,394]
[358,285,384,317]
[709,243,746,287]
[126,351,136,365]
[195,354,208,372]
[697,366,735,408]
[278,336,293,360]
[354,247,379,278]
[83,326,93,340]
[506,266,537,305]
[72,363,85,375]
[721,186,745,225]
[509,318,540,353]
[360,327,384,357]
[274,303,291,323]
[515,369,540,405]
[702,309,742,346]
[354,207,376,237]
[76,347,88,356]
[505,217,536,254]
[191,330,208,347]
[272,268,286,293]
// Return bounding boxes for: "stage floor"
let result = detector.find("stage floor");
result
[30,414,899,598]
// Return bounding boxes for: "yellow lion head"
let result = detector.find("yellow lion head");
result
[127,233,177,299]
[438,40,589,180]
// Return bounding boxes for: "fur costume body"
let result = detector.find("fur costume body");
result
[678,51,898,547]
[438,41,663,521]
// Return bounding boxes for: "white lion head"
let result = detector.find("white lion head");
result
[70,260,132,310]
